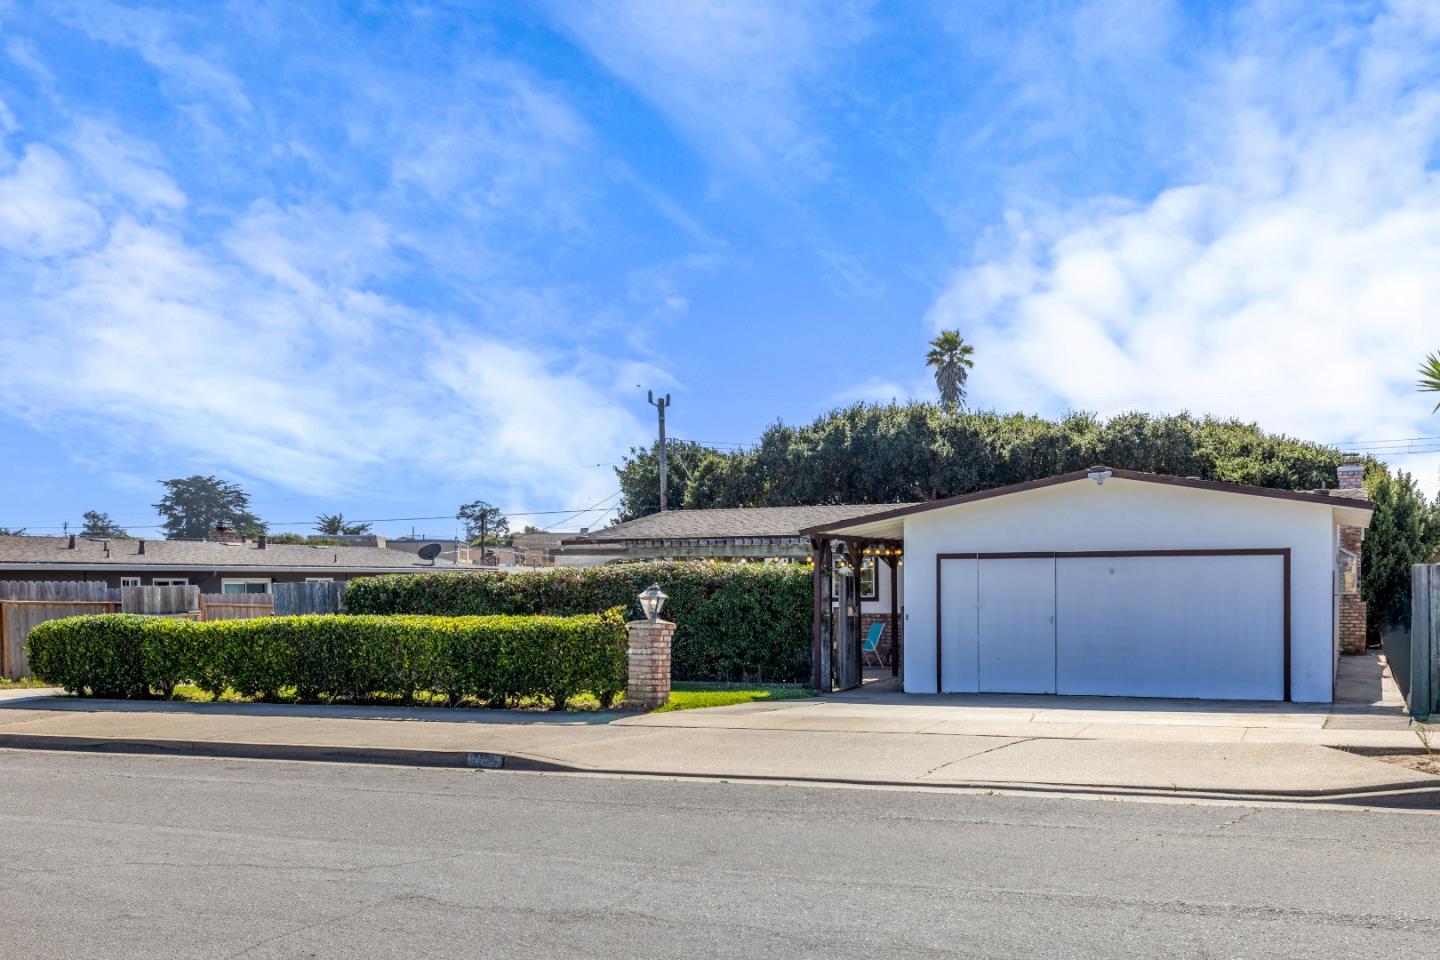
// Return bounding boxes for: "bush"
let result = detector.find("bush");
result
[25,610,627,708]
[345,560,813,683]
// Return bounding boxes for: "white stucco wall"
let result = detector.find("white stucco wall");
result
[902,477,1341,702]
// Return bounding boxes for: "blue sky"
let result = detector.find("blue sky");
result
[1,0,1439,538]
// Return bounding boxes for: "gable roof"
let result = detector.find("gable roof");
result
[0,535,457,572]
[564,503,918,544]
[799,466,1374,538]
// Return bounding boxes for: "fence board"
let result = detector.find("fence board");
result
[2,600,119,679]
[199,594,275,621]
[273,581,345,617]
[1411,564,1438,722]
[122,585,200,616]
[0,580,117,603]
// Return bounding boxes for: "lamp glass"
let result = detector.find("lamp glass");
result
[638,583,667,621]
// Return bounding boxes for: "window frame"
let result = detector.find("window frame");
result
[220,577,272,595]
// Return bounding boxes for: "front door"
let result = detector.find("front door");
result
[978,557,1056,693]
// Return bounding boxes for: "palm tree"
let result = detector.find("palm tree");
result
[926,330,975,408]
[1420,351,1440,412]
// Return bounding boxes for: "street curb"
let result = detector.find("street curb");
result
[2,732,1439,808]
[0,733,578,772]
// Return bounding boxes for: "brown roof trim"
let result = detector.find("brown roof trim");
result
[798,467,1373,536]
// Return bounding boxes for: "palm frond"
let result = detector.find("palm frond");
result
[1420,351,1440,413]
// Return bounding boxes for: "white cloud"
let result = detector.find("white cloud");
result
[929,1,1440,493]
[0,132,644,508]
[69,119,185,212]
[550,0,871,182]
[0,144,103,255]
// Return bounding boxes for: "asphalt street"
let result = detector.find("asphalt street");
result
[1,749,1437,959]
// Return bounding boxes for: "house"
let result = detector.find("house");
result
[561,503,915,668]
[0,524,458,594]
[801,464,1374,704]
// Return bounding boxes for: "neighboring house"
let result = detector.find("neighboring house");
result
[561,503,916,667]
[384,537,475,565]
[0,524,458,594]
[513,531,573,567]
[802,464,1374,704]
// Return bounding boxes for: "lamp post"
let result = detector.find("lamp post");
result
[627,584,673,710]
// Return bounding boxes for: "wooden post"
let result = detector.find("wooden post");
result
[812,538,833,692]
[889,550,900,677]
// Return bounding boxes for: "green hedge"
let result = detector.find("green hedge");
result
[26,610,627,708]
[346,560,813,683]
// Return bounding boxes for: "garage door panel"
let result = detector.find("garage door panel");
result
[978,558,1056,694]
[1055,555,1284,700]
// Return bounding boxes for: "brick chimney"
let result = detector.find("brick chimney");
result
[1336,459,1368,655]
[1336,457,1365,490]
[206,521,241,544]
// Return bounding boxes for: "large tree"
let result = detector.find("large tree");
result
[457,500,509,545]
[926,330,975,408]
[153,476,265,540]
[80,510,128,538]
[314,513,372,536]
[1361,469,1440,631]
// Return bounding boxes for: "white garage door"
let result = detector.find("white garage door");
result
[945,553,1286,701]
[1054,555,1285,701]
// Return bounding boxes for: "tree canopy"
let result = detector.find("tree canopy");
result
[153,476,266,540]
[457,500,510,545]
[926,330,975,408]
[616,404,1347,520]
[80,510,128,538]
[314,513,372,536]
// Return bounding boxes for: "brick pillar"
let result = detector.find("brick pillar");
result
[625,618,674,710]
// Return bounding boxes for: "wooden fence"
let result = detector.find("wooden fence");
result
[1407,565,1440,721]
[198,593,274,621]
[274,580,345,616]
[1,600,121,678]
[1,579,350,678]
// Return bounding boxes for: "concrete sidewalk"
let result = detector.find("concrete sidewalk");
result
[0,691,1435,803]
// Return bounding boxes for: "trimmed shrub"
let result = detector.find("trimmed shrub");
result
[345,560,813,683]
[25,610,627,708]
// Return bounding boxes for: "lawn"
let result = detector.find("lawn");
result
[655,683,818,713]
[0,677,52,689]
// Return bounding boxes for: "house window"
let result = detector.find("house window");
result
[859,556,879,601]
[120,577,142,588]
[1336,548,1360,595]
[152,578,189,587]
[221,578,271,594]
[831,555,880,602]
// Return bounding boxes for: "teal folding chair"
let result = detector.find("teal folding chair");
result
[861,622,885,668]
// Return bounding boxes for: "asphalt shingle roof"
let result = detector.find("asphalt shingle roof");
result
[0,536,456,571]
[569,504,915,542]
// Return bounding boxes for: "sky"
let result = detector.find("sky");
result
[1,0,1438,539]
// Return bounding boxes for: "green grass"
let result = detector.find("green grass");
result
[655,683,818,713]
[0,677,52,689]
[166,684,611,711]
[162,682,817,713]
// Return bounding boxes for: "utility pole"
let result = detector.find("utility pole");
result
[647,390,672,511]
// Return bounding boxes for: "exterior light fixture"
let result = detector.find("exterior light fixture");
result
[637,583,668,622]
[1088,466,1113,485]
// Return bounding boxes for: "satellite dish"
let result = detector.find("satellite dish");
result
[417,543,443,563]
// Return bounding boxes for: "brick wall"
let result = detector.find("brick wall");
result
[860,612,903,669]
[1338,594,1368,655]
